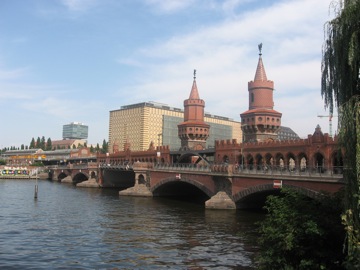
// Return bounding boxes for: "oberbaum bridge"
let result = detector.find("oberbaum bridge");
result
[49,47,344,210]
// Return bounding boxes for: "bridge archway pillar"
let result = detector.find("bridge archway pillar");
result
[119,162,153,197]
[205,191,236,210]
[205,176,236,210]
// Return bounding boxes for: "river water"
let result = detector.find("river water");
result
[0,179,262,269]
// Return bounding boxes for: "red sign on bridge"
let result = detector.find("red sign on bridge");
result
[273,180,282,189]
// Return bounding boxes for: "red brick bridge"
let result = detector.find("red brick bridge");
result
[48,158,343,209]
[100,161,343,210]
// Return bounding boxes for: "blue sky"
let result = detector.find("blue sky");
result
[0,0,337,148]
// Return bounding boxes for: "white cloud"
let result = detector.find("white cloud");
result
[144,0,196,13]
[60,0,99,12]
[118,0,334,137]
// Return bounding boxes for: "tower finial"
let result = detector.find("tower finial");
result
[258,43,262,56]
[193,69,196,80]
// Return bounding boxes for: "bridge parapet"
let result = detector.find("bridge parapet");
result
[153,163,344,182]
[232,165,343,179]
[99,163,133,170]
[154,163,211,172]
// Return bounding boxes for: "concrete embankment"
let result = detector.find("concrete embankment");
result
[76,178,100,188]
[61,176,73,183]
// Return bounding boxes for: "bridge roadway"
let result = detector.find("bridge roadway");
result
[98,162,344,209]
[48,162,344,209]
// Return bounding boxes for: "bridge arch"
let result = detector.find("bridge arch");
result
[246,154,254,169]
[90,170,96,179]
[265,153,273,166]
[275,153,285,168]
[331,150,343,174]
[286,152,296,170]
[151,177,214,198]
[233,184,320,209]
[138,174,146,185]
[255,153,263,169]
[298,152,308,171]
[313,152,325,172]
[73,172,88,184]
[57,172,68,181]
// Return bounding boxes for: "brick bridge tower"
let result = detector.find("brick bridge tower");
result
[240,44,282,142]
[178,70,210,150]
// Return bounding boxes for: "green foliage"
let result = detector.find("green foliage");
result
[36,137,41,148]
[30,137,35,149]
[322,1,360,267]
[101,139,108,154]
[32,161,44,167]
[46,137,52,151]
[0,159,6,165]
[96,143,100,153]
[256,188,345,270]
[40,136,46,150]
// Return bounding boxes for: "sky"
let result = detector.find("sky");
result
[0,0,339,148]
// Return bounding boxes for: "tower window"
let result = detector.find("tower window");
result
[251,93,254,103]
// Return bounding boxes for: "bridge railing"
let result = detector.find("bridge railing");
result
[229,165,343,178]
[154,163,212,172]
[98,162,133,170]
[154,163,343,179]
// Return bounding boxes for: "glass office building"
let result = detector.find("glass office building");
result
[62,122,88,140]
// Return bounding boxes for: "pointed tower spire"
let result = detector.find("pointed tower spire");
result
[189,69,200,99]
[254,49,268,81]
[240,44,282,142]
[178,70,210,151]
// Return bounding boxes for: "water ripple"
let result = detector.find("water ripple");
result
[0,179,261,269]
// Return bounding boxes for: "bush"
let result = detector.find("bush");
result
[256,188,345,269]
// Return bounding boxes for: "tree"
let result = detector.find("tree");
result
[30,138,36,149]
[101,139,108,154]
[46,137,52,151]
[40,136,46,150]
[322,0,360,267]
[96,143,100,153]
[36,137,41,148]
[256,188,345,269]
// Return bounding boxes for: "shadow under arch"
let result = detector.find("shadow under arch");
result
[57,172,68,181]
[151,176,214,199]
[73,172,88,184]
[233,183,321,209]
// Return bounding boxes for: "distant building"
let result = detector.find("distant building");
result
[62,122,88,140]
[278,126,300,141]
[52,139,87,150]
[109,101,242,152]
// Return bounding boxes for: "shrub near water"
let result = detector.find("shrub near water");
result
[256,188,345,270]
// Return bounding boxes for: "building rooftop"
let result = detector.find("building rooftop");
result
[113,101,236,122]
